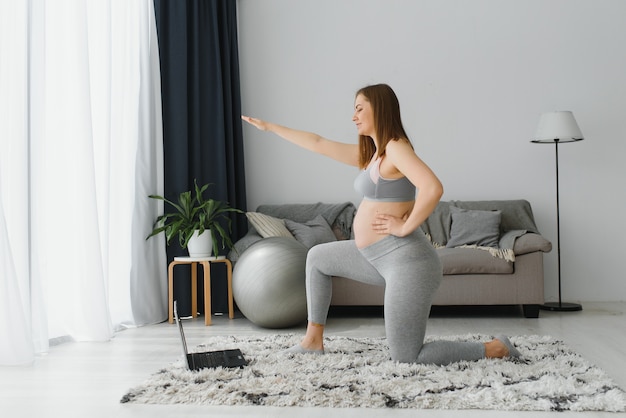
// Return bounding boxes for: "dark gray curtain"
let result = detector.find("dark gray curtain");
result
[154,0,247,317]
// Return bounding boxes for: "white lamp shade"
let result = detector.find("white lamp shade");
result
[532,111,584,143]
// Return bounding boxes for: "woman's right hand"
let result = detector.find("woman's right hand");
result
[241,115,269,131]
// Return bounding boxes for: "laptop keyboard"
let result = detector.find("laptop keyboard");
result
[189,352,225,369]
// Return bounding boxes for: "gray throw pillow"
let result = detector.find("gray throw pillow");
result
[446,206,501,248]
[284,215,337,249]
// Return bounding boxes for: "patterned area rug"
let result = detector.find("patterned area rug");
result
[121,334,626,411]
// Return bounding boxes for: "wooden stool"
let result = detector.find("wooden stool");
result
[168,256,234,325]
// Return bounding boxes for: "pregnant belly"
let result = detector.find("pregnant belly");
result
[353,199,414,248]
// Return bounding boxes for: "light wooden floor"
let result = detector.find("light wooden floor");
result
[1,302,625,418]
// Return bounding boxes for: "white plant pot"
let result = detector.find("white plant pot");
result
[187,230,213,257]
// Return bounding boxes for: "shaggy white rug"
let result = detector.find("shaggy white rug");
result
[121,334,626,411]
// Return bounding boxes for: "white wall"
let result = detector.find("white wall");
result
[236,0,626,303]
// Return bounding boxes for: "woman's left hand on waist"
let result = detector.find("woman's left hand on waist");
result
[371,212,410,237]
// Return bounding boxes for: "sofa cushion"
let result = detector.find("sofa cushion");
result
[246,212,294,239]
[446,206,501,248]
[284,215,337,249]
[453,200,539,233]
[421,200,540,247]
[437,247,514,275]
[257,202,356,241]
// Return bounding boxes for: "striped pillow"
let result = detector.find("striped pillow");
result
[246,212,294,239]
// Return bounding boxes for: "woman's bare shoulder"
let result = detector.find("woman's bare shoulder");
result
[385,138,414,155]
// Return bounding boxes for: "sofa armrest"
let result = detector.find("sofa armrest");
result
[513,233,552,255]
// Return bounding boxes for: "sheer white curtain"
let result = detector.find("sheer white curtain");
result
[0,0,167,366]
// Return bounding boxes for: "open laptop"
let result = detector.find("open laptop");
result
[174,301,247,370]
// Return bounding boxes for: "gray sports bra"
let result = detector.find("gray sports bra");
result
[354,157,416,202]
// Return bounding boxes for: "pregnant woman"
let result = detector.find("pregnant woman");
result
[241,83,520,365]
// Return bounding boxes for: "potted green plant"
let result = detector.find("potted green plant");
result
[147,180,243,257]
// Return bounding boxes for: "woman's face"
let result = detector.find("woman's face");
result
[353,94,375,138]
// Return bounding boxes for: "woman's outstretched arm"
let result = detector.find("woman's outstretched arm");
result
[242,115,359,167]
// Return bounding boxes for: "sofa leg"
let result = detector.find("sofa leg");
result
[522,304,540,318]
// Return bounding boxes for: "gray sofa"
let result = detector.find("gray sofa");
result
[230,200,551,319]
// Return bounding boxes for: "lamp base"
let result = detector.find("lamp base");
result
[540,301,583,312]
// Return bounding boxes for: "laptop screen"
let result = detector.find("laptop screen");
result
[174,301,189,359]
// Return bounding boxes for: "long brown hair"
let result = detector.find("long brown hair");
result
[356,84,412,169]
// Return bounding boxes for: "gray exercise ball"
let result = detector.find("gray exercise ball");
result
[233,237,308,328]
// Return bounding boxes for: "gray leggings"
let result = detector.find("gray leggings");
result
[306,231,485,365]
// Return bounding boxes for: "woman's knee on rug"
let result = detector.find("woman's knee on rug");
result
[383,291,430,363]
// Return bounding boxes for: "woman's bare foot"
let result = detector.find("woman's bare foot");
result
[283,322,325,354]
[484,339,509,358]
[283,344,324,354]
[484,335,521,359]
[298,337,324,351]
[300,322,325,350]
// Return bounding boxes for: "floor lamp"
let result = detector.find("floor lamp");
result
[532,111,583,312]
